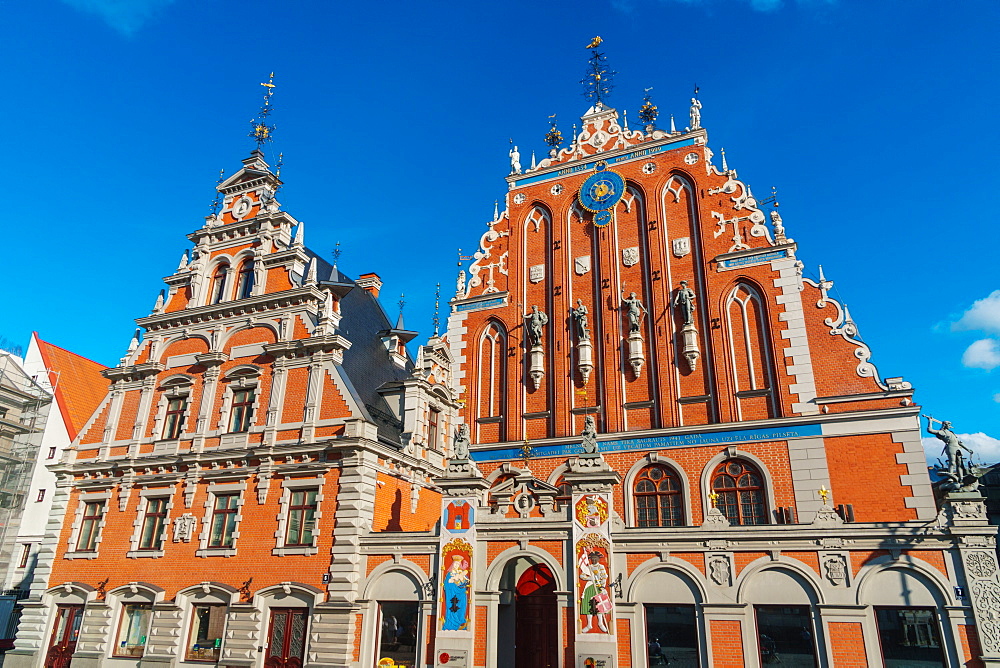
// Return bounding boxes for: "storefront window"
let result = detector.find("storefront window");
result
[755,606,817,667]
[377,602,420,668]
[113,603,152,657]
[185,604,225,662]
[875,607,945,667]
[644,604,698,666]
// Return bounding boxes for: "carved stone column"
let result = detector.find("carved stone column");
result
[942,491,1000,665]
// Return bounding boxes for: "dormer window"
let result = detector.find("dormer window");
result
[211,263,230,304]
[236,260,255,299]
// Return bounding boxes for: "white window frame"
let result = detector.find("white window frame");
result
[64,490,111,560]
[273,477,325,556]
[196,482,247,557]
[126,488,175,559]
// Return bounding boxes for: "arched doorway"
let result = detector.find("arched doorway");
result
[515,564,558,668]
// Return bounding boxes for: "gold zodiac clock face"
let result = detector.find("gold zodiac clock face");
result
[578,164,625,227]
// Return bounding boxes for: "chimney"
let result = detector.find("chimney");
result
[356,273,382,298]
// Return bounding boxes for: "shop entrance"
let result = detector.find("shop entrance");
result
[514,564,558,668]
[44,605,83,668]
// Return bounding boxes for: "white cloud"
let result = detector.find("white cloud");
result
[962,338,1000,370]
[923,432,1000,466]
[994,393,1000,404]
[61,0,177,36]
[953,290,1000,334]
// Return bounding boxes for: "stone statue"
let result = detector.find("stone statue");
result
[509,144,522,175]
[456,269,466,296]
[581,415,599,455]
[673,280,696,326]
[926,416,975,480]
[452,423,471,460]
[770,209,786,241]
[623,292,647,333]
[571,299,590,341]
[689,98,702,130]
[525,305,548,347]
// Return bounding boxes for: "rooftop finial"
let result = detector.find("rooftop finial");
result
[544,114,563,155]
[396,293,406,329]
[581,37,615,107]
[249,72,277,148]
[638,87,658,131]
[209,169,225,215]
[720,147,729,172]
[432,283,441,336]
[331,241,341,267]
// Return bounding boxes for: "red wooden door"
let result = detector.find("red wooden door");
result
[263,608,308,668]
[44,605,83,668]
[514,565,558,668]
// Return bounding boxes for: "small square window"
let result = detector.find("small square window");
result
[36,489,45,502]
[47,447,56,459]
[18,544,31,569]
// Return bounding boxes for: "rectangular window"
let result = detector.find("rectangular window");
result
[285,489,318,546]
[18,543,31,568]
[113,603,152,657]
[208,494,239,548]
[138,497,168,550]
[755,605,818,668]
[76,501,104,551]
[229,390,255,433]
[427,409,440,449]
[163,397,187,439]
[36,489,45,502]
[377,602,419,668]
[185,604,226,662]
[47,447,56,459]
[875,607,945,667]
[645,604,698,666]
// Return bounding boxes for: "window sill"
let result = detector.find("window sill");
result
[126,550,164,559]
[63,551,100,560]
[195,548,237,558]
[272,545,318,557]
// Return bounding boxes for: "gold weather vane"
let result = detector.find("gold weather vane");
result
[249,72,277,148]
[587,36,603,49]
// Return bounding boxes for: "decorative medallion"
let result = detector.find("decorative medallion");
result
[529,264,545,284]
[823,555,848,586]
[575,256,591,275]
[708,556,731,586]
[232,196,253,220]
[574,495,609,528]
[578,167,626,213]
[550,183,564,196]
[589,130,610,149]
[642,162,657,174]
[513,193,526,205]
[683,152,699,165]
[622,247,639,267]
[672,237,691,258]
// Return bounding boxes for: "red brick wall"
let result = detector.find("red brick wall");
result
[709,619,744,667]
[958,624,986,668]
[827,621,867,667]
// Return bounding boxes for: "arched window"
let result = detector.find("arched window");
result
[711,459,767,525]
[725,283,776,419]
[235,260,254,299]
[553,476,571,511]
[210,264,230,304]
[634,464,683,527]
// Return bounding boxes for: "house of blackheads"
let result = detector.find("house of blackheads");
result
[7,48,999,668]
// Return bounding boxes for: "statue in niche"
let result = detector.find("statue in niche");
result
[525,305,549,347]
[509,144,522,175]
[689,98,702,130]
[673,281,697,326]
[571,299,590,341]
[452,423,471,461]
[925,415,976,483]
[622,292,647,333]
[581,415,599,455]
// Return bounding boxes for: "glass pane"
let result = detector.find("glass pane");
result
[875,607,945,668]
[114,604,151,657]
[269,611,286,658]
[288,610,307,658]
[645,604,698,667]
[186,605,224,661]
[756,606,817,667]
[378,602,420,668]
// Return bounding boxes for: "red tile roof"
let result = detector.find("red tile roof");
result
[33,333,110,441]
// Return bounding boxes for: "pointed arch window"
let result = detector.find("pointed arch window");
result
[725,283,776,418]
[634,464,684,527]
[477,322,507,420]
[711,459,767,525]
[235,260,255,299]
[211,263,230,304]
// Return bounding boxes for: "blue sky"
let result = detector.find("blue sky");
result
[1,0,998,458]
